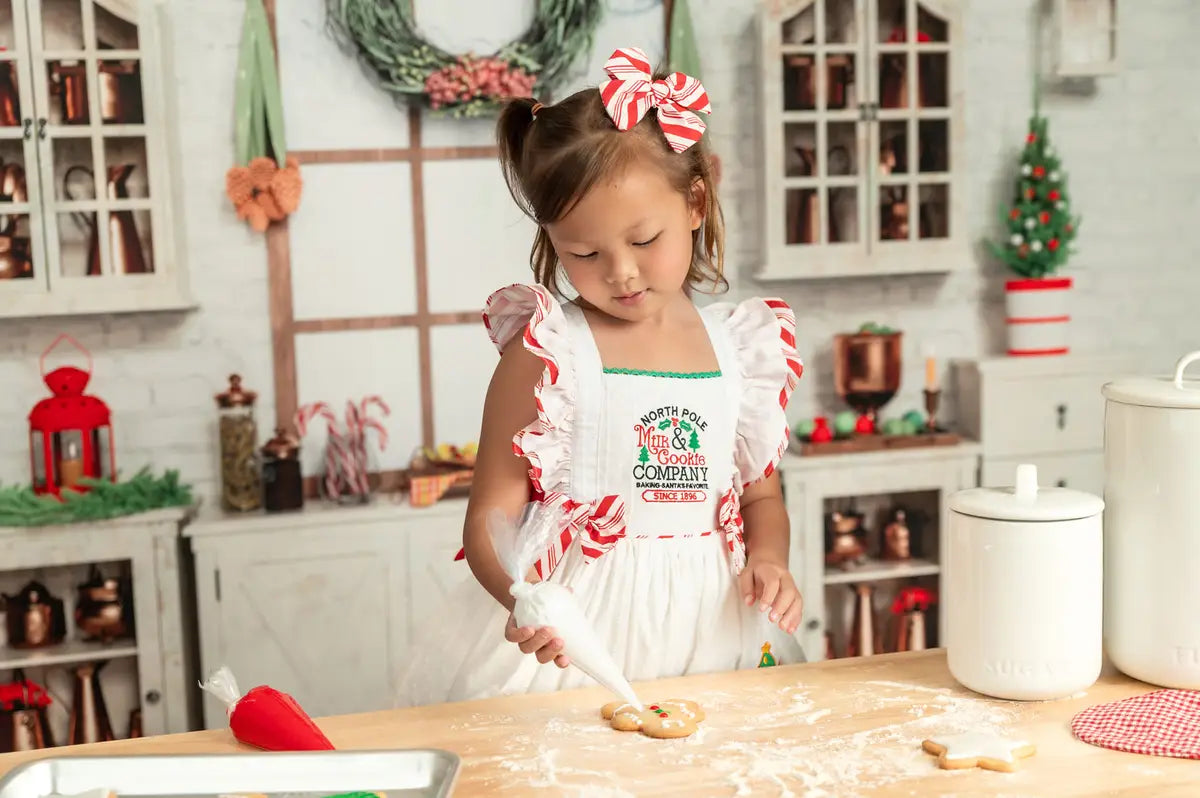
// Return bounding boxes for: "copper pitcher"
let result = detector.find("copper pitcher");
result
[64,164,149,275]
[75,564,134,642]
[68,662,114,745]
[846,583,878,658]
[832,329,903,425]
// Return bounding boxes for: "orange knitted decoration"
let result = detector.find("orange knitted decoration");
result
[225,156,303,232]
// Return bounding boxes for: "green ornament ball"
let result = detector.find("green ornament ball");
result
[899,419,919,436]
[794,418,815,439]
[833,411,857,436]
[902,410,926,430]
[882,418,906,436]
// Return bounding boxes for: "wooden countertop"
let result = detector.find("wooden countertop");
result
[0,650,1191,796]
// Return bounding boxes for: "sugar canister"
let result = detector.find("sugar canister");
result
[1102,350,1200,689]
[946,464,1104,700]
[215,374,262,512]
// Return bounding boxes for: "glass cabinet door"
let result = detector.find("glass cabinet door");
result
[0,0,46,293]
[29,0,156,285]
[779,0,867,253]
[871,0,952,246]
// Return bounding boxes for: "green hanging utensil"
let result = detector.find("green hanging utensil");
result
[233,0,288,167]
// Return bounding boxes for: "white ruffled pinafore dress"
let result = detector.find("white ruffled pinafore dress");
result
[396,284,805,707]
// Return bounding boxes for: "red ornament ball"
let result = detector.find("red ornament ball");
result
[1048,239,1060,251]
[1033,165,1046,178]
[1025,188,1036,200]
[1039,211,1050,224]
[1048,190,1061,201]
[1009,208,1021,220]
[1027,133,1037,144]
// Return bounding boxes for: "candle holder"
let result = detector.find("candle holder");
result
[923,388,941,432]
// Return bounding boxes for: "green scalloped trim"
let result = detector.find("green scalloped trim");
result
[603,368,721,379]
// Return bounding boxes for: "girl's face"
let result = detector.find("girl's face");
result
[545,159,703,323]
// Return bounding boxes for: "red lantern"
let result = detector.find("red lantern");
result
[28,335,115,497]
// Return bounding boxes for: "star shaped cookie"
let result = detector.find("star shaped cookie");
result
[922,731,1036,772]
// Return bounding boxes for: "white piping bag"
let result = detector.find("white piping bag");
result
[490,502,643,710]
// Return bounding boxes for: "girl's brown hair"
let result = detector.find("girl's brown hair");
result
[495,79,727,298]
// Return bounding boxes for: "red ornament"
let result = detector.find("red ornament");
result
[1032,165,1046,179]
[1048,190,1061,201]
[1026,133,1037,144]
[1039,211,1050,224]
[854,414,876,435]
[28,335,115,497]
[1009,208,1020,220]
[1024,187,1036,200]
[810,417,833,443]
[1048,239,1060,251]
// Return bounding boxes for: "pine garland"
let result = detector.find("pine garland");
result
[324,0,604,117]
[987,85,1082,278]
[0,468,194,527]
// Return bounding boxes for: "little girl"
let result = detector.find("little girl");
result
[398,47,805,706]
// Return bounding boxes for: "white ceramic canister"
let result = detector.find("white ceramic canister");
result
[1102,350,1200,689]
[946,464,1105,700]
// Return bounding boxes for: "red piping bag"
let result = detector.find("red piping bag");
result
[199,666,334,751]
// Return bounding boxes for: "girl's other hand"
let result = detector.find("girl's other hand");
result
[505,614,571,668]
[738,556,804,635]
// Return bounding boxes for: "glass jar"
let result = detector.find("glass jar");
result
[261,426,303,513]
[214,374,261,512]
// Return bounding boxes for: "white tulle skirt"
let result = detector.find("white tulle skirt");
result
[395,533,806,707]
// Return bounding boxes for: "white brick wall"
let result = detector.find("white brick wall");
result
[1,0,1197,503]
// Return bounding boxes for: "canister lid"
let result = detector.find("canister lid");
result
[949,464,1104,522]
[1102,350,1200,410]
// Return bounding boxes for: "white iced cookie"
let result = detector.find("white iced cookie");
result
[921,731,1036,772]
[599,699,705,739]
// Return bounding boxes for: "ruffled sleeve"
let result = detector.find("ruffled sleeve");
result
[711,297,803,489]
[482,284,574,495]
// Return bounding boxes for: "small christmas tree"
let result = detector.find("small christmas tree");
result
[688,430,700,451]
[638,446,650,464]
[988,88,1081,278]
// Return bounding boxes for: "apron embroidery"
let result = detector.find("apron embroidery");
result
[634,404,711,504]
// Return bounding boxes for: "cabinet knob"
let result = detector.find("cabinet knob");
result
[21,118,31,140]
[36,118,46,140]
[1056,403,1068,430]
[145,689,161,704]
[806,618,820,631]
[1056,479,1067,488]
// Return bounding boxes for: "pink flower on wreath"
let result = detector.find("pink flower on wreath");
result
[424,55,536,109]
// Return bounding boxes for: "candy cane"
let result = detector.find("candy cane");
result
[359,395,391,452]
[293,401,336,437]
[344,400,369,496]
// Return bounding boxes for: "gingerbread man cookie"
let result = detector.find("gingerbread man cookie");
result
[599,699,705,739]
[921,732,1036,772]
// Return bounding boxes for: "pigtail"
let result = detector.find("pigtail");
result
[496,97,540,220]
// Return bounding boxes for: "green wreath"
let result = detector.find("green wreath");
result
[325,0,605,118]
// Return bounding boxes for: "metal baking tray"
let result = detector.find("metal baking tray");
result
[0,749,460,798]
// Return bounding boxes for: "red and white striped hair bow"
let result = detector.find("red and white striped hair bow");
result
[598,46,712,153]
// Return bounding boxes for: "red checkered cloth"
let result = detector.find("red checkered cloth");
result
[1071,689,1200,759]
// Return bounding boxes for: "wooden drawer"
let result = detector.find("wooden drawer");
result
[982,452,1105,497]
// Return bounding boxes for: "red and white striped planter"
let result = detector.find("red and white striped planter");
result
[1005,277,1072,356]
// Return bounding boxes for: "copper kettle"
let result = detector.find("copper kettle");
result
[64,164,148,275]
[2,580,66,649]
[75,564,134,642]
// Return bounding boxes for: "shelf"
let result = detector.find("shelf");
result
[823,557,940,585]
[0,638,138,670]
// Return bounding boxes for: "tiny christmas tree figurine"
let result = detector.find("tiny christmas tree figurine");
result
[988,85,1081,278]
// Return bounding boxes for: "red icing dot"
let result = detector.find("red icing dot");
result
[649,705,659,711]
[660,712,669,718]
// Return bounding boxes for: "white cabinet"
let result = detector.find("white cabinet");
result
[755,0,966,279]
[185,499,469,729]
[0,0,190,318]
[951,353,1172,497]
[779,445,978,660]
[0,507,195,738]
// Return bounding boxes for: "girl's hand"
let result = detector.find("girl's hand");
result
[505,614,571,668]
[738,556,804,635]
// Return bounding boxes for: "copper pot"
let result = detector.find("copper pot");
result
[832,330,903,423]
